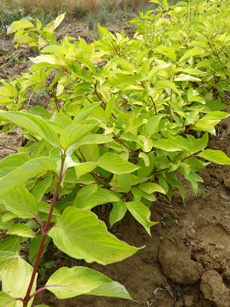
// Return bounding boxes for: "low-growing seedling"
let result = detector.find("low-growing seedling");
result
[87,12,95,30]
[98,9,108,25]
[29,7,54,27]
[0,0,230,306]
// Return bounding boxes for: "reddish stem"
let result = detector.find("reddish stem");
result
[5,298,24,307]
[0,144,17,152]
[94,82,117,120]
[29,286,48,298]
[112,132,136,154]
[140,81,157,114]
[23,151,66,307]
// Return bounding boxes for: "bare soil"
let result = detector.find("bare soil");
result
[1,16,230,307]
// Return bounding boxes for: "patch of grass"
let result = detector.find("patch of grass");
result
[98,9,107,26]
[87,12,95,30]
[12,0,150,14]
[1,0,15,10]
[0,8,25,36]
[29,7,54,26]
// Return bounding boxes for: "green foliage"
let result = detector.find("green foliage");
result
[0,0,230,306]
[0,9,25,36]
[87,12,95,30]
[29,7,54,27]
[98,9,108,26]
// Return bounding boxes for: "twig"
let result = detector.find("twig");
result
[0,143,17,152]
[93,82,117,120]
[112,132,136,154]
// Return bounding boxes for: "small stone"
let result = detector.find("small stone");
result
[184,295,194,307]
[158,240,203,284]
[199,169,211,185]
[200,270,230,307]
[224,177,230,189]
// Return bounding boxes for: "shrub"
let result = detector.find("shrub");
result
[0,0,230,306]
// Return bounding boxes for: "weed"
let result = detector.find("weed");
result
[0,8,25,36]
[103,0,114,13]
[87,12,95,30]
[72,5,87,18]
[125,6,133,20]
[118,8,123,21]
[58,3,70,15]
[110,12,116,24]
[30,7,54,26]
[98,9,107,26]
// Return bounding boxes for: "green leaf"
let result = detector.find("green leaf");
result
[198,149,230,165]
[174,74,201,82]
[31,55,65,66]
[60,121,98,149]
[138,136,153,152]
[152,139,183,151]
[38,202,60,217]
[73,103,100,124]
[0,237,20,253]
[146,115,165,137]
[179,49,205,62]
[139,152,150,167]
[0,257,37,307]
[0,251,18,266]
[0,157,56,196]
[153,47,177,61]
[73,184,98,208]
[184,172,203,196]
[0,111,59,147]
[166,173,185,200]
[77,134,113,146]
[0,185,38,218]
[0,292,15,307]
[137,153,154,178]
[75,162,96,179]
[77,189,120,210]
[31,176,53,203]
[155,80,180,95]
[46,266,132,300]
[6,224,35,238]
[80,144,100,162]
[126,201,158,235]
[109,201,127,227]
[77,57,96,74]
[189,133,209,154]
[7,19,34,34]
[41,45,67,55]
[138,182,165,194]
[43,13,65,33]
[0,212,15,224]
[0,153,30,178]
[97,153,140,174]
[117,174,132,193]
[51,112,72,129]
[98,24,111,37]
[29,234,51,264]
[194,112,229,134]
[48,207,139,265]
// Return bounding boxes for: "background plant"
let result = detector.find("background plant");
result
[98,8,108,25]
[0,0,230,306]
[87,12,95,30]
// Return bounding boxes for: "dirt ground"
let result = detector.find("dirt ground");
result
[1,17,230,307]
